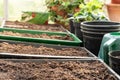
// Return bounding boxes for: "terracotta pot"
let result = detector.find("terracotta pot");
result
[106,3,120,22]
[111,0,120,4]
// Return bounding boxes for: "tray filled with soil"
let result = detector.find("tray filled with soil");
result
[0,39,95,59]
[4,21,67,32]
[0,28,82,46]
[0,59,119,80]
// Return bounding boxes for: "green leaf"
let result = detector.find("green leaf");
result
[22,12,49,24]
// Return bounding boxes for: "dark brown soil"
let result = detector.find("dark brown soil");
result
[0,42,88,56]
[5,21,65,32]
[0,60,118,80]
[0,31,73,41]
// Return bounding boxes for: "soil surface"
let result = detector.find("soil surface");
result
[0,60,118,80]
[0,31,73,41]
[5,21,65,32]
[0,42,88,56]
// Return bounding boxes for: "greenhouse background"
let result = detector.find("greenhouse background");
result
[0,0,47,20]
[0,0,111,20]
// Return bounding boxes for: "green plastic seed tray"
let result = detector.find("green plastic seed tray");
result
[0,28,82,46]
[4,21,68,32]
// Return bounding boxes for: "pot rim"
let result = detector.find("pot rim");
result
[81,29,105,35]
[106,3,120,7]
[109,50,120,59]
[81,21,120,27]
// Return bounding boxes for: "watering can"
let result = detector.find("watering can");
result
[98,32,120,65]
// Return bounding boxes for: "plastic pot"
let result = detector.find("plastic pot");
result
[69,19,75,34]
[81,21,120,56]
[81,30,103,56]
[73,21,83,41]
[68,14,75,34]
[109,51,120,75]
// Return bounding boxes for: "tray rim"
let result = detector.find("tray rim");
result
[1,58,120,80]
[0,39,96,58]
[0,27,82,46]
[4,20,68,32]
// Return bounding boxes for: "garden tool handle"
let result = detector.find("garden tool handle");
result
[0,19,5,28]
[1,19,5,28]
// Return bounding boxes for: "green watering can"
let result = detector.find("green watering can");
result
[98,32,120,65]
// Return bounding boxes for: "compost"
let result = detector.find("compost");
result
[0,31,73,41]
[5,21,65,32]
[0,60,117,80]
[0,42,87,56]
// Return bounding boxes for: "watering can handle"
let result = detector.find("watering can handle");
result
[103,38,116,64]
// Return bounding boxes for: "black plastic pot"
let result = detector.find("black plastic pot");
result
[69,19,75,34]
[81,21,120,30]
[68,14,75,34]
[81,21,120,56]
[109,51,120,75]
[73,22,83,41]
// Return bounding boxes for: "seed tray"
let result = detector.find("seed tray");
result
[0,28,82,46]
[1,59,120,80]
[4,21,68,32]
[0,39,96,59]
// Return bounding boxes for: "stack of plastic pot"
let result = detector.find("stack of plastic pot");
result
[69,17,83,42]
[81,21,120,56]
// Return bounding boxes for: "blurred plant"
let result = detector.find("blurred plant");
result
[45,0,84,29]
[73,0,108,22]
